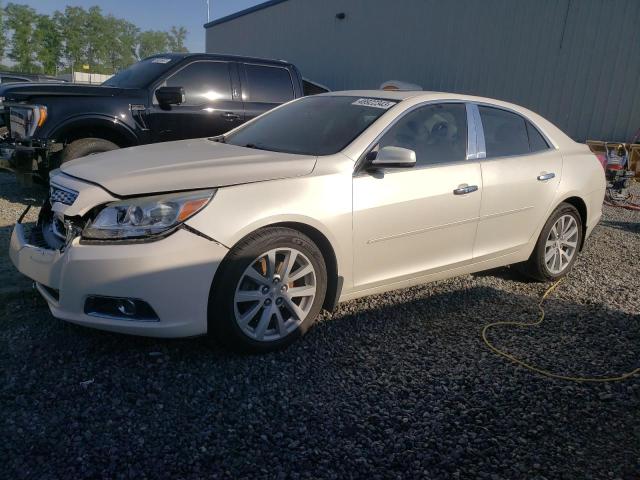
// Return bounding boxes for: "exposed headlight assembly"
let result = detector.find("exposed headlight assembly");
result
[9,104,47,139]
[82,189,215,241]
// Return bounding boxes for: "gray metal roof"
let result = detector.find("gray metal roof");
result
[203,0,289,28]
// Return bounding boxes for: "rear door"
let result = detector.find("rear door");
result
[240,63,296,121]
[147,60,244,142]
[473,104,562,258]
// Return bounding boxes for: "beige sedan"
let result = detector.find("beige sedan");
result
[10,91,605,352]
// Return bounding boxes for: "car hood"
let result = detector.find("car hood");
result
[0,82,138,101]
[60,138,318,196]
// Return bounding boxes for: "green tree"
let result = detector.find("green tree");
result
[34,14,63,75]
[104,16,139,73]
[56,6,87,73]
[0,5,7,62]
[167,26,188,53]
[85,6,113,73]
[137,30,168,59]
[5,3,37,72]
[1,4,189,74]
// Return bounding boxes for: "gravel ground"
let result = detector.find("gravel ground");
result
[0,170,638,479]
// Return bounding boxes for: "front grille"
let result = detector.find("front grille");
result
[50,184,78,206]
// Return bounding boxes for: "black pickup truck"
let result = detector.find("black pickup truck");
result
[0,53,311,179]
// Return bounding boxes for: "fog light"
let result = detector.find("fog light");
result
[116,299,137,316]
[84,296,159,322]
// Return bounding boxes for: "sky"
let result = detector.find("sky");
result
[12,0,265,52]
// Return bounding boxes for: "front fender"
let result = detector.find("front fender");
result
[184,170,354,289]
[49,114,139,146]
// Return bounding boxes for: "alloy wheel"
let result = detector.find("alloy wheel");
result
[233,247,317,342]
[544,214,579,274]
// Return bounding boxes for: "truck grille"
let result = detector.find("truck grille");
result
[50,184,78,206]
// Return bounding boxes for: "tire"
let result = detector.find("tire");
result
[521,202,583,282]
[59,138,119,164]
[208,227,328,353]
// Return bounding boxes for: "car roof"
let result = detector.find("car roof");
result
[322,90,426,100]
[325,90,574,152]
[144,52,294,67]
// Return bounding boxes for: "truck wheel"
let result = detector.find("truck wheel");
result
[59,138,119,163]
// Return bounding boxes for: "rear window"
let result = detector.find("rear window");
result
[479,106,551,158]
[526,120,550,152]
[244,64,294,104]
[479,106,530,158]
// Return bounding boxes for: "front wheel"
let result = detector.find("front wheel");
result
[521,203,583,281]
[208,227,327,353]
[59,137,119,164]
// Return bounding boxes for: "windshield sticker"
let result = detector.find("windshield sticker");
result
[352,98,396,110]
[151,58,172,64]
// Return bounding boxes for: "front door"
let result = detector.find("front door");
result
[472,105,563,258]
[353,102,482,289]
[146,60,244,142]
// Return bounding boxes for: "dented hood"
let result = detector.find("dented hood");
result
[60,138,317,196]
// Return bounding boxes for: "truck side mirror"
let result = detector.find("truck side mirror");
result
[156,86,185,107]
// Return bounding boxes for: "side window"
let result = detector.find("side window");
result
[479,106,530,158]
[376,103,468,166]
[164,61,232,105]
[244,64,294,104]
[526,120,550,153]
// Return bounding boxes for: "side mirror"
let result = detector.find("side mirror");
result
[369,146,416,169]
[155,86,185,106]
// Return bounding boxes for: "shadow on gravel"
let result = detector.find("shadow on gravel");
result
[601,219,640,235]
[0,178,46,205]
[2,281,639,478]
[0,223,38,295]
[470,265,537,283]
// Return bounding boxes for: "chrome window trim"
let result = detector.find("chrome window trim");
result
[465,103,477,160]
[471,104,486,159]
[474,146,558,163]
[354,100,471,175]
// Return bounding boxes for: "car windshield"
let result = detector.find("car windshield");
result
[102,56,178,88]
[225,95,398,156]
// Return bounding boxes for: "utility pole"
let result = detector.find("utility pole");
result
[205,0,210,22]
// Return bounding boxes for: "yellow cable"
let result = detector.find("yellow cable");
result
[481,279,640,383]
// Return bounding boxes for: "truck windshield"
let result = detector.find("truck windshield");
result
[102,57,178,88]
[225,96,398,156]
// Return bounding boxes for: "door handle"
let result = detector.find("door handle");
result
[453,184,478,195]
[537,172,556,181]
[221,112,240,121]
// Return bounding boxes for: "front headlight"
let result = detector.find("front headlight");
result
[82,189,215,241]
[9,104,47,139]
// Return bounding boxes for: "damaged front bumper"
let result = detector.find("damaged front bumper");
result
[9,175,230,338]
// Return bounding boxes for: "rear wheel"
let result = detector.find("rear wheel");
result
[521,203,583,281]
[59,137,119,164]
[208,227,327,352]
